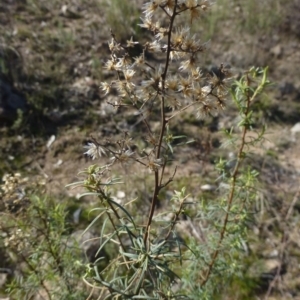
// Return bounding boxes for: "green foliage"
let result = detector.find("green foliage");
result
[194,0,286,39]
[11,109,25,131]
[0,1,275,299]
[239,0,283,33]
[71,2,271,299]
[102,0,141,40]
[0,175,88,299]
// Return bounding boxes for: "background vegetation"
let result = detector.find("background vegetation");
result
[1,0,300,299]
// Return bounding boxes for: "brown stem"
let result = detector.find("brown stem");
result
[200,77,252,287]
[35,206,72,292]
[20,253,53,300]
[165,194,187,241]
[143,0,178,245]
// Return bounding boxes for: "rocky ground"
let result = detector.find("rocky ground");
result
[1,0,300,299]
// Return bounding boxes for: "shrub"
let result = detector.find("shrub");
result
[71,1,271,299]
[0,173,88,299]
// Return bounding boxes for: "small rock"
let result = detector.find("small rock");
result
[54,159,63,167]
[61,4,68,15]
[0,273,8,290]
[291,122,300,134]
[269,249,279,258]
[117,191,125,199]
[46,135,56,149]
[201,184,216,192]
[270,44,282,57]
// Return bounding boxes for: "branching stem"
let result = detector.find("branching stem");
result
[143,0,178,245]
[201,75,253,287]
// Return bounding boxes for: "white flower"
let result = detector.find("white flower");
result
[186,0,198,8]
[138,17,153,30]
[191,67,203,81]
[105,59,117,71]
[84,143,106,160]
[110,149,135,165]
[126,36,139,48]
[184,0,202,21]
[165,94,181,110]
[182,34,201,52]
[196,98,217,119]
[178,56,197,72]
[123,69,135,81]
[171,26,189,47]
[142,1,161,18]
[134,55,145,67]
[100,82,111,95]
[170,50,187,61]
[166,76,179,91]
[164,0,176,13]
[141,66,162,91]
[201,85,212,95]
[125,81,135,93]
[108,39,122,52]
[147,157,163,172]
[199,0,212,11]
[178,76,193,98]
[115,80,127,97]
[116,56,131,69]
[155,27,168,40]
[147,40,162,52]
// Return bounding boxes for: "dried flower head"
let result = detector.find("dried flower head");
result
[209,64,233,96]
[143,1,161,18]
[84,143,106,160]
[147,157,163,172]
[108,38,122,53]
[126,36,139,48]
[179,55,197,72]
[123,69,135,81]
[111,149,135,166]
[171,26,189,48]
[100,82,111,95]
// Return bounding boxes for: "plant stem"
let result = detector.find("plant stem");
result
[201,77,252,287]
[143,0,178,245]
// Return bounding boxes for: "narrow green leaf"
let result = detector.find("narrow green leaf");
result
[107,197,136,228]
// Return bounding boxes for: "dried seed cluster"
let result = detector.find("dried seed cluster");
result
[87,0,233,175]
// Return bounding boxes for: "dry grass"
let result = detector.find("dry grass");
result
[1,0,300,299]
